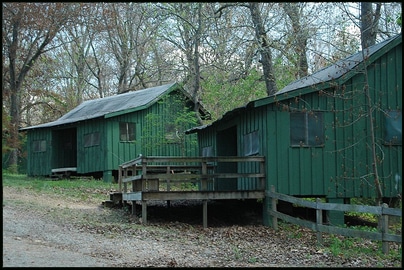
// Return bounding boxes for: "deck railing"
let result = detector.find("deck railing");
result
[119,155,266,194]
[118,156,266,227]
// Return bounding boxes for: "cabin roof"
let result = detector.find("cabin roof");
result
[21,82,208,131]
[186,34,402,134]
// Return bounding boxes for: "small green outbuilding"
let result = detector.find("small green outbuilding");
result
[20,82,210,182]
[187,34,402,225]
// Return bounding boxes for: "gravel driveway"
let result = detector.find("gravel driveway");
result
[2,186,401,268]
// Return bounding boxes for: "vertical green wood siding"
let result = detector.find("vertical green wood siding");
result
[26,128,52,176]
[195,39,401,199]
[76,119,105,173]
[141,93,199,158]
[238,107,265,190]
[105,114,142,171]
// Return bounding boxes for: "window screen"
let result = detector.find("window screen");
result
[244,131,259,156]
[202,146,213,157]
[120,122,136,142]
[384,110,402,145]
[290,112,324,147]
[84,132,100,147]
[33,140,46,152]
[165,123,181,143]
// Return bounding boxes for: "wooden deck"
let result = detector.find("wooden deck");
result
[118,156,266,228]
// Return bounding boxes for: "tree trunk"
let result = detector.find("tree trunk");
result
[282,3,308,78]
[3,3,76,172]
[360,2,383,206]
[249,2,277,96]
[8,90,21,173]
[192,3,203,124]
[360,2,381,49]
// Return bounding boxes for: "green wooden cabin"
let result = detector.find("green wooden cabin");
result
[187,34,402,225]
[20,82,210,182]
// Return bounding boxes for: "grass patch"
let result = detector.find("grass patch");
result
[322,233,402,265]
[2,172,119,204]
[277,216,402,265]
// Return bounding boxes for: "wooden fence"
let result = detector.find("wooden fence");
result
[266,186,402,254]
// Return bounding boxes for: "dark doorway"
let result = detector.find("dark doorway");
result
[52,128,77,169]
[216,126,237,190]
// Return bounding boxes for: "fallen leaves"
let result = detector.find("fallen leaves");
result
[4,187,401,268]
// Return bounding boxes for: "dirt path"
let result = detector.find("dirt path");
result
[2,186,401,268]
[3,207,113,267]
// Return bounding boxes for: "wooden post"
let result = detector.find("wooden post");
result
[203,200,208,228]
[166,166,171,208]
[166,166,171,191]
[131,166,136,193]
[260,159,265,190]
[142,161,147,191]
[132,201,136,216]
[123,167,128,194]
[201,160,207,191]
[142,201,147,225]
[271,185,278,230]
[118,166,122,192]
[381,203,389,254]
[316,198,323,245]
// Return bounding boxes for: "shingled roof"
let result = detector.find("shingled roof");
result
[21,82,206,131]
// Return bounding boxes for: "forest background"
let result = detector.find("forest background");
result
[2,2,402,173]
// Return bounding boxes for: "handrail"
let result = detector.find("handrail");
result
[118,155,266,193]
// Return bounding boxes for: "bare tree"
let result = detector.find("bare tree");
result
[360,2,381,49]
[200,4,267,120]
[281,3,309,78]
[359,2,383,205]
[157,3,210,124]
[99,3,161,93]
[2,3,80,172]
[215,3,278,95]
[248,3,278,95]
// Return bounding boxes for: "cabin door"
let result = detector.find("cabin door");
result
[216,125,238,190]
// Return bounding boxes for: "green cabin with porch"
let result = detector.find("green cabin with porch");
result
[187,34,402,225]
[20,82,210,182]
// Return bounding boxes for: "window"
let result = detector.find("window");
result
[290,112,324,147]
[84,132,100,147]
[165,123,180,143]
[244,131,259,156]
[384,110,402,145]
[33,140,46,152]
[202,146,213,157]
[120,122,136,142]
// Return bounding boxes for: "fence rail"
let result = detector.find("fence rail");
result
[119,156,266,193]
[266,186,402,254]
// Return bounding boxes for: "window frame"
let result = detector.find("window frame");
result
[290,111,324,147]
[244,130,259,156]
[33,140,46,153]
[202,146,213,157]
[83,132,100,147]
[384,110,402,145]
[119,122,136,142]
[164,123,181,144]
